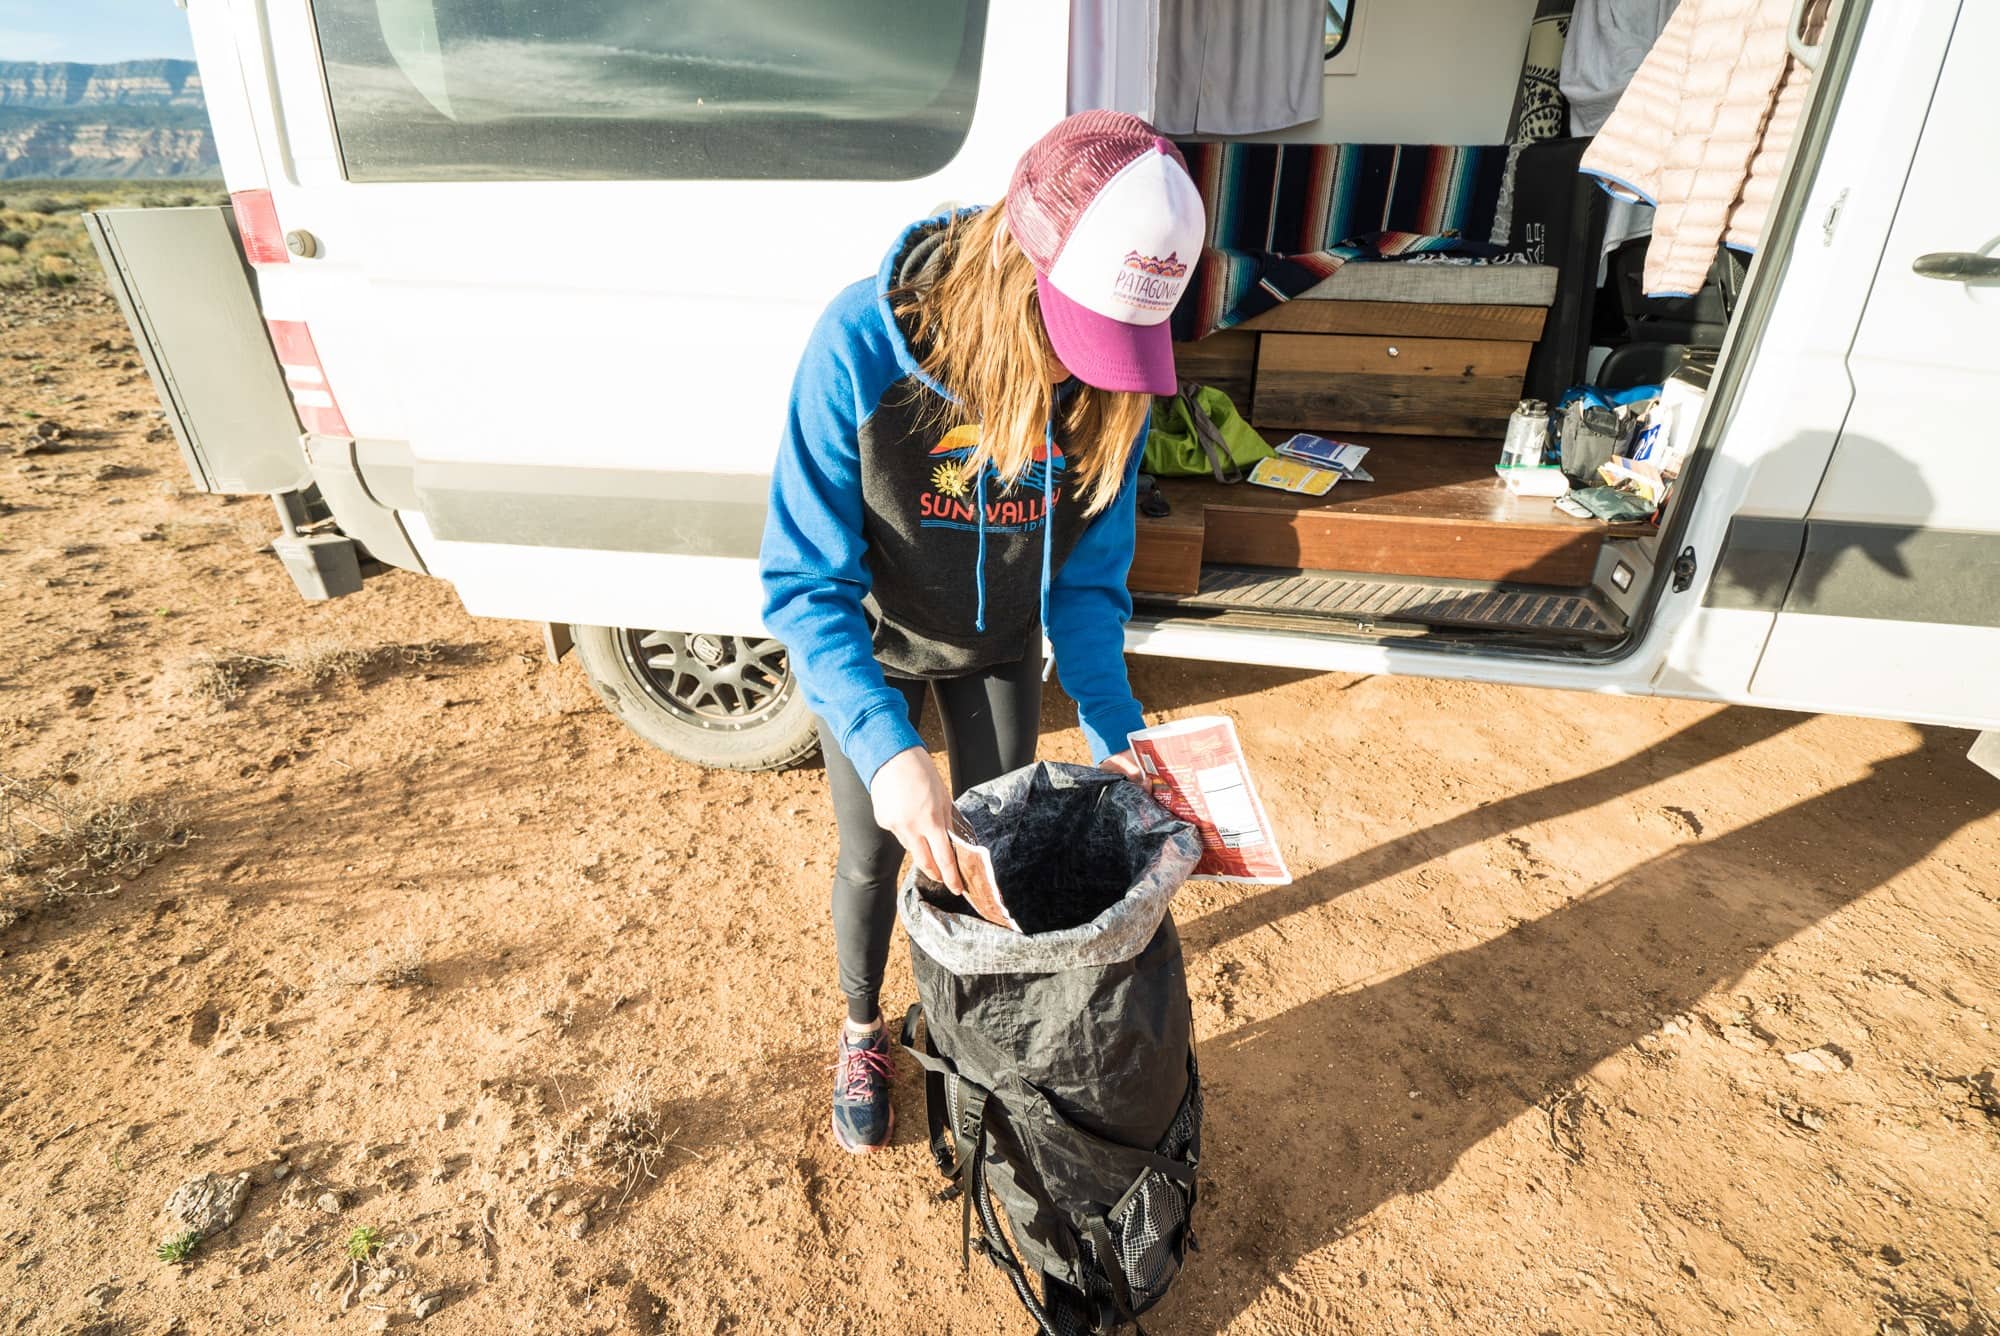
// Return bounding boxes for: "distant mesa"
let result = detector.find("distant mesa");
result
[0,59,219,179]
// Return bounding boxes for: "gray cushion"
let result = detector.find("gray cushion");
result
[1296,262,1559,307]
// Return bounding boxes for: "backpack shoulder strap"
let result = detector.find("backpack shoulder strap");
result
[898,1004,960,1185]
[1177,383,1245,484]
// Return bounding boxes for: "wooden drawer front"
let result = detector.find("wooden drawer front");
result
[1171,329,1257,408]
[1252,332,1532,436]
[1129,501,1206,596]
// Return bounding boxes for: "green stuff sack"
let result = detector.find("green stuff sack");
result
[1142,384,1272,483]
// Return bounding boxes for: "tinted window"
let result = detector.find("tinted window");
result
[311,0,987,182]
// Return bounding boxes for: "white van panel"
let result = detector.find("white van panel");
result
[1750,615,2000,732]
[401,515,768,634]
[240,1,1069,607]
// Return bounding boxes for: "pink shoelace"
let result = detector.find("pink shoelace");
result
[834,1037,893,1103]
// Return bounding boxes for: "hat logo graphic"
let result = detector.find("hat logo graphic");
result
[1122,250,1188,279]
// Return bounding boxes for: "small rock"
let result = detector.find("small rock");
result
[366,1315,391,1334]
[261,1224,291,1259]
[84,1281,120,1308]
[1785,1045,1853,1074]
[410,1291,446,1319]
[568,1215,590,1241]
[65,684,96,709]
[316,1190,343,1214]
[135,529,163,542]
[1779,1102,1827,1131]
[163,1171,252,1239]
[1658,1015,1692,1039]
[1721,1024,1768,1052]
[19,420,69,454]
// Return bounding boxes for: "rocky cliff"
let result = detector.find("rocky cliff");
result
[0,60,218,179]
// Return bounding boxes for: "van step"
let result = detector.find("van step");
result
[1144,565,1626,638]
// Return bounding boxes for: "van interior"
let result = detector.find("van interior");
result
[1123,0,1768,657]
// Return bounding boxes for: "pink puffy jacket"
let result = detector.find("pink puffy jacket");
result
[1580,0,1824,297]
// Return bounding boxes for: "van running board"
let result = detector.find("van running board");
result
[1140,566,1627,638]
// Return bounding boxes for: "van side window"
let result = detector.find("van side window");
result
[309,0,988,182]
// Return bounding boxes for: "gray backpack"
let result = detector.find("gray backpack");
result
[897,762,1204,1334]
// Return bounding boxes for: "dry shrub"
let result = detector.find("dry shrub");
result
[532,1065,680,1205]
[0,755,192,914]
[184,638,449,707]
[323,926,430,990]
[155,519,238,549]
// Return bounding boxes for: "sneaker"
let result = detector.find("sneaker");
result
[831,1023,895,1154]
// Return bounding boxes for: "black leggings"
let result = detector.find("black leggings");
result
[818,653,1042,1024]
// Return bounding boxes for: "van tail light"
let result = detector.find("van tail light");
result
[230,189,289,266]
[265,320,351,437]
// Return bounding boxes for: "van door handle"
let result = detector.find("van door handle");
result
[1912,251,2000,283]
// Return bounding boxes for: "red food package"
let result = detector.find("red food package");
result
[1128,716,1291,884]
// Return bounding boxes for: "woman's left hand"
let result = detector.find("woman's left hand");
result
[1098,748,1146,784]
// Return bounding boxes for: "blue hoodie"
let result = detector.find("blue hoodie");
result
[758,213,1148,789]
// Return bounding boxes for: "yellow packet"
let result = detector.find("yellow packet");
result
[1248,456,1339,496]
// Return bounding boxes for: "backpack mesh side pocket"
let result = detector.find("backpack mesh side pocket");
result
[1087,1074,1201,1315]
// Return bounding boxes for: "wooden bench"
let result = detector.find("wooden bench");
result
[1130,434,1653,596]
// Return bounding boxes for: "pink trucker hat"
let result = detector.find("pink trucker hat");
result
[1006,111,1205,396]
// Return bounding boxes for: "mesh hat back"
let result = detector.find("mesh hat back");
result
[1006,110,1191,274]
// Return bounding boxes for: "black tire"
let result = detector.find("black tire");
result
[570,625,820,772]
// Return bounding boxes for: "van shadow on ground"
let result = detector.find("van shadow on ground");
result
[1183,703,1804,958]
[1172,729,1992,1332]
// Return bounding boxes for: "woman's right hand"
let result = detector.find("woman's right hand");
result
[869,746,965,894]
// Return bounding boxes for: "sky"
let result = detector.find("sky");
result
[0,0,196,63]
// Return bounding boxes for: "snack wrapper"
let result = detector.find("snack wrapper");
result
[1127,716,1291,884]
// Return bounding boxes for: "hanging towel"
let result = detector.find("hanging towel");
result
[1153,0,1323,135]
[1560,0,1683,136]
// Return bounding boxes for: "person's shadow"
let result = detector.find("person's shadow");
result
[1159,730,1993,1331]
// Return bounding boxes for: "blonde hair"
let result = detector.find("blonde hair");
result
[894,205,1153,516]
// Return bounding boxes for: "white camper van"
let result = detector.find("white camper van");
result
[88,0,1998,773]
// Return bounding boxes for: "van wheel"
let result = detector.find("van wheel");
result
[570,626,819,771]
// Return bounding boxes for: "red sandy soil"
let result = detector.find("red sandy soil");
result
[2,283,1997,1335]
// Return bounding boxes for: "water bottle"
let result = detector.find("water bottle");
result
[1499,399,1548,469]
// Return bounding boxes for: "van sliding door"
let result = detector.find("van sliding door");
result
[1737,0,2000,729]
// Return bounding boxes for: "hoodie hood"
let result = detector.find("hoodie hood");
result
[874,209,981,402]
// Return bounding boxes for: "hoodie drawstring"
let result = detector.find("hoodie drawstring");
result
[967,416,1056,642]
[1039,418,1055,637]
[973,468,989,633]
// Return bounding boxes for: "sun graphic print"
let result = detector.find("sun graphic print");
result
[928,423,983,500]
[931,459,971,498]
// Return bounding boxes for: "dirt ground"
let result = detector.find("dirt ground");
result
[2,280,1998,1336]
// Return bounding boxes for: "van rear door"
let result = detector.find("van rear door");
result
[1724,0,2000,729]
[223,0,1057,634]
